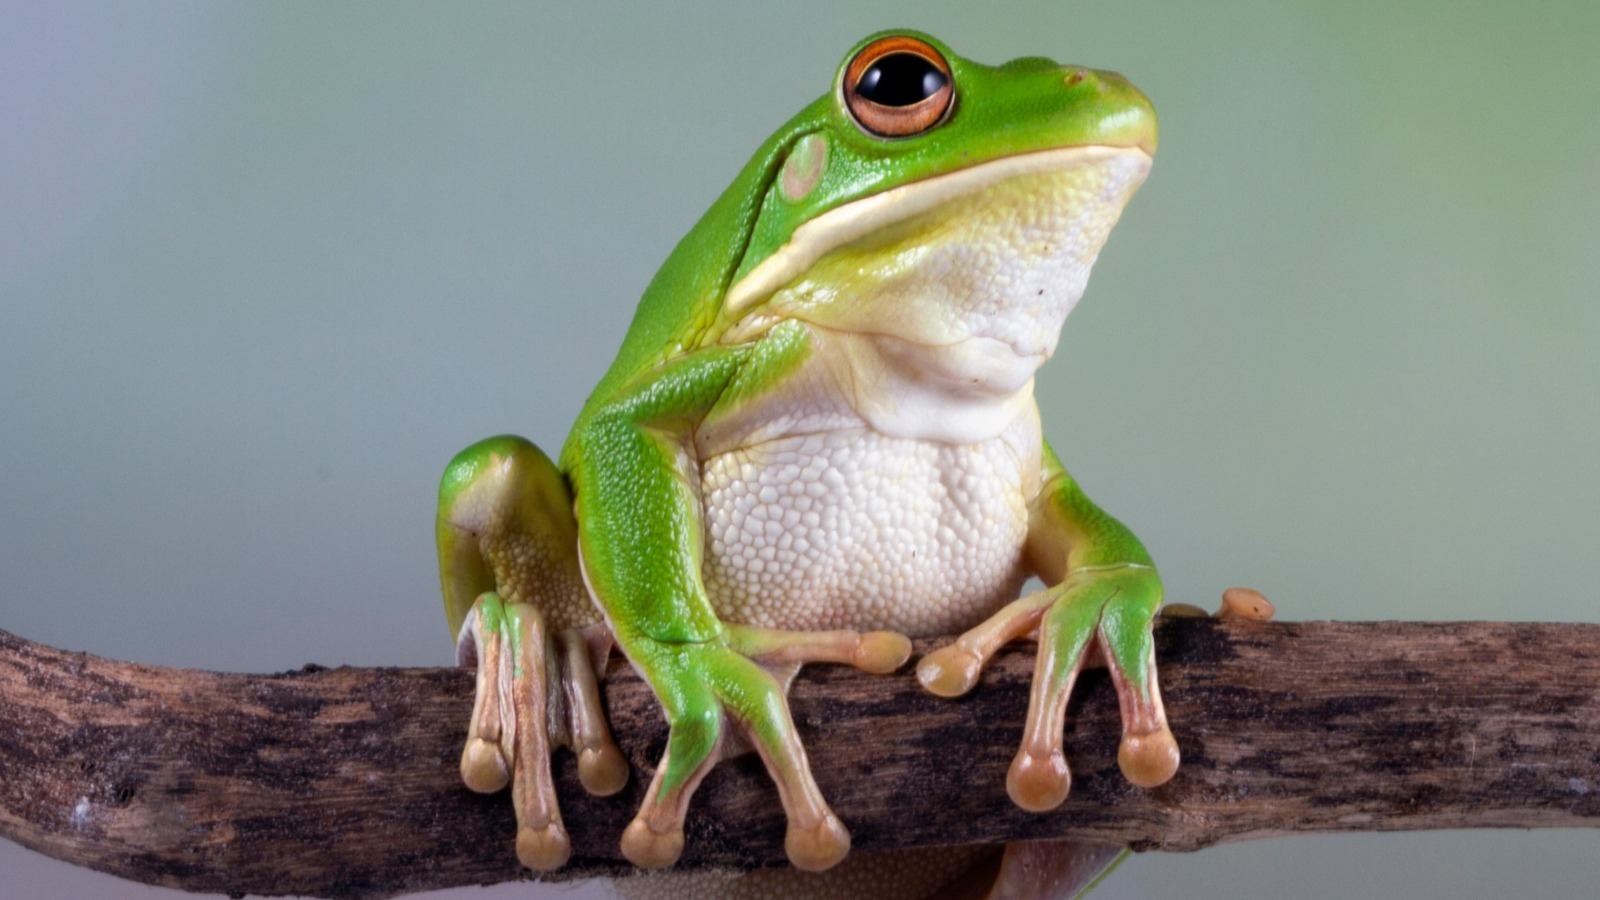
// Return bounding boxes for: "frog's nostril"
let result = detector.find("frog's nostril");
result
[1063,68,1087,87]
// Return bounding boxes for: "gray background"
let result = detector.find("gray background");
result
[3,1,1597,897]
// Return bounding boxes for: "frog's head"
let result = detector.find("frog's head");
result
[718,31,1156,390]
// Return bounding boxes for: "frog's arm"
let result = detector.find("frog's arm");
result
[919,439,1177,810]
[567,320,909,872]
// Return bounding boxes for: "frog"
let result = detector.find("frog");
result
[436,30,1175,896]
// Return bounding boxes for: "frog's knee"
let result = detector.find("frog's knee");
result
[438,436,584,634]
[438,435,571,533]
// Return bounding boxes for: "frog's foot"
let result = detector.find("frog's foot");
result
[1216,586,1275,621]
[1161,586,1276,622]
[917,564,1174,811]
[723,622,913,674]
[456,591,628,870]
[619,625,911,872]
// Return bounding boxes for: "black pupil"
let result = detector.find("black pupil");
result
[856,53,946,107]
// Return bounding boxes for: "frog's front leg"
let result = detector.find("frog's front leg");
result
[437,436,628,869]
[569,335,911,872]
[918,441,1176,809]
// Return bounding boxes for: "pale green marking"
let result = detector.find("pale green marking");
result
[780,133,828,201]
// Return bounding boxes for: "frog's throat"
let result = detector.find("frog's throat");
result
[723,144,1152,320]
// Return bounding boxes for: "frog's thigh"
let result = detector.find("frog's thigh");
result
[438,435,591,634]
[437,436,627,870]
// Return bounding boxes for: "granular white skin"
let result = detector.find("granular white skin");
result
[700,423,1035,637]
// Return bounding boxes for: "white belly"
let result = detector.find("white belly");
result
[698,426,1036,635]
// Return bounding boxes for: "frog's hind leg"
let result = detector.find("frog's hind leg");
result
[438,435,628,870]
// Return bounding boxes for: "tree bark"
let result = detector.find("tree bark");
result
[1,620,1597,899]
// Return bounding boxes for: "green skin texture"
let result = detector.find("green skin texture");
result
[442,29,1163,856]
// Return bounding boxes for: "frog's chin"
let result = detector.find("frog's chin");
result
[723,144,1152,321]
[821,327,1045,444]
[721,143,1150,368]
[871,331,1045,399]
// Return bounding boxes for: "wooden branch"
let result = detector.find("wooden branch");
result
[2,620,1598,898]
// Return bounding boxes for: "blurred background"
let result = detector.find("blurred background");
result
[3,1,1596,897]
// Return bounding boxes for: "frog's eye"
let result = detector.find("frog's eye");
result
[843,36,953,138]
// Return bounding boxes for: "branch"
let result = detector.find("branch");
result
[2,620,1598,898]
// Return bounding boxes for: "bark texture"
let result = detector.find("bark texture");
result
[2,620,1598,898]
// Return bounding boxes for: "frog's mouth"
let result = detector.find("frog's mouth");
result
[722,144,1153,361]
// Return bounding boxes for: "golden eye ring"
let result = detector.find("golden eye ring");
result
[842,36,954,138]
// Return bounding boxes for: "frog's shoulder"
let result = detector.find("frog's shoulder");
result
[560,111,825,468]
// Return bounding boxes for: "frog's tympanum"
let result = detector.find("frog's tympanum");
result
[438,31,1173,898]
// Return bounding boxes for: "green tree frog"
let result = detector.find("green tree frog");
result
[437,30,1174,896]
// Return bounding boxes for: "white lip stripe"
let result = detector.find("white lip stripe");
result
[723,145,1151,318]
